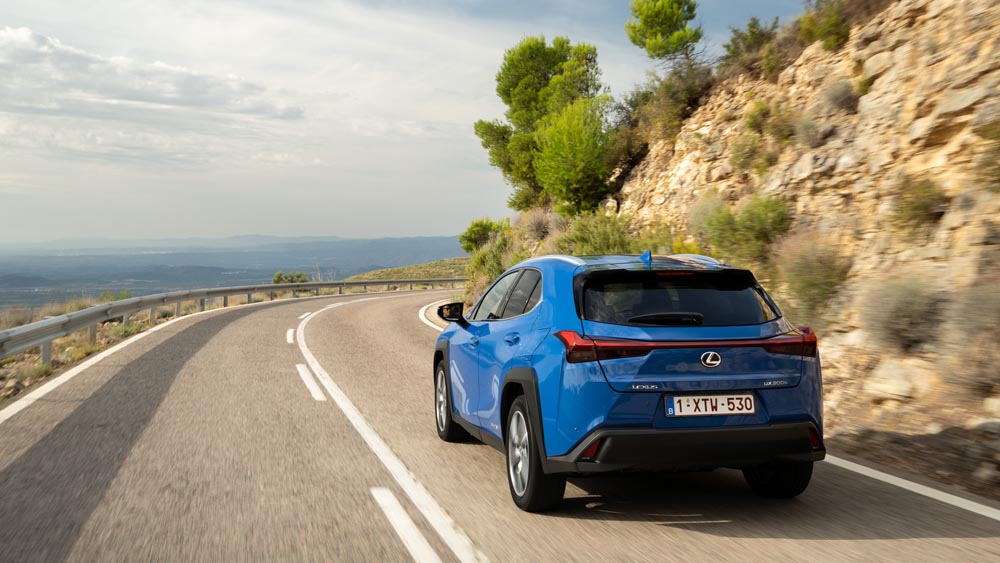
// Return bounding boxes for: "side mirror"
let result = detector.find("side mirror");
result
[437,302,468,328]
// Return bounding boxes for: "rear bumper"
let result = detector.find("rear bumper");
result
[545,421,825,474]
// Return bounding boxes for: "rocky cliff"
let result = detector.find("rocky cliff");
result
[612,0,1000,493]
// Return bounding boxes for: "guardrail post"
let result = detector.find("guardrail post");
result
[363,284,367,293]
[41,342,51,365]
[314,289,319,296]
[269,292,275,301]
[149,307,156,324]
[338,286,343,295]
[451,282,456,288]
[246,293,252,304]
[89,324,97,345]
[199,299,206,312]
[122,313,130,327]
[409,283,413,290]
[175,302,182,317]
[223,296,229,307]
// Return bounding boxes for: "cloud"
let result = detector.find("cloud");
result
[0,26,303,120]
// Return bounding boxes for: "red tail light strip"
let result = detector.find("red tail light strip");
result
[554,330,817,364]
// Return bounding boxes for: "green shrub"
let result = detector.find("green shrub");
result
[516,208,552,241]
[632,223,702,255]
[272,271,309,284]
[764,103,796,143]
[943,281,1000,396]
[799,0,851,51]
[555,213,633,256]
[745,100,770,133]
[701,196,792,265]
[467,228,515,286]
[687,193,728,245]
[862,279,937,352]
[98,289,132,303]
[775,233,849,328]
[752,149,780,176]
[635,61,715,144]
[459,217,509,253]
[976,119,1000,193]
[892,176,948,231]
[824,80,859,112]
[856,75,875,96]
[719,109,738,122]
[108,322,145,340]
[718,16,779,78]
[794,116,823,148]
[730,133,763,172]
[19,363,52,383]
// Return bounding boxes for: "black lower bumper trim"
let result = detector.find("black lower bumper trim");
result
[545,422,825,474]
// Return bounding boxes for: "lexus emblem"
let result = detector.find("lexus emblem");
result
[700,351,722,368]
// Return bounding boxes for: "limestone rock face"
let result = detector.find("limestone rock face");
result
[615,0,1000,421]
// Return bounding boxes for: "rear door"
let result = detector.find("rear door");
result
[475,269,542,439]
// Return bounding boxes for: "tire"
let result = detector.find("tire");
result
[743,461,814,499]
[506,396,566,512]
[434,362,468,442]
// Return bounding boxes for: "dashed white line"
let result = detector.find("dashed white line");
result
[298,312,312,320]
[286,329,295,344]
[370,487,443,563]
[298,298,485,563]
[825,455,1000,522]
[295,363,326,402]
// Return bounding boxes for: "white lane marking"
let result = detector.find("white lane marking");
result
[295,363,326,402]
[417,300,449,332]
[298,299,485,563]
[298,312,311,320]
[370,487,443,563]
[825,455,1000,523]
[286,329,295,344]
[418,298,1000,524]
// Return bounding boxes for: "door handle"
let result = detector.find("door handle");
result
[468,336,479,347]
[504,333,520,345]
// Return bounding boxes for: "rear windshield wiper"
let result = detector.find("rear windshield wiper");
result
[627,312,705,326]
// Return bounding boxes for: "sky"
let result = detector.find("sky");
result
[0,0,801,244]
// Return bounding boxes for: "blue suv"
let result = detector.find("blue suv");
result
[433,254,824,511]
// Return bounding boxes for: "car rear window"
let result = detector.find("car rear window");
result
[581,270,778,327]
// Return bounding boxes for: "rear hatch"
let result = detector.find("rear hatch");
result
[563,268,814,393]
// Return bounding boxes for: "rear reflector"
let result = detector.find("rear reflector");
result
[579,438,602,461]
[554,329,818,364]
[809,428,822,449]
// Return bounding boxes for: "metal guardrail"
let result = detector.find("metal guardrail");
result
[0,278,466,363]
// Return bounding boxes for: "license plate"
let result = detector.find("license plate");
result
[665,394,755,417]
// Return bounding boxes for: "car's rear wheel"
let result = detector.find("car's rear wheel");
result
[743,461,814,498]
[435,362,468,442]
[506,396,565,511]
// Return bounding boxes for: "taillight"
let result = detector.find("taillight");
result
[555,331,654,363]
[578,438,603,461]
[809,428,822,449]
[555,330,817,363]
[762,328,817,358]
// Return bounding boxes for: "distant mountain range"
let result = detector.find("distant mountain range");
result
[0,235,465,307]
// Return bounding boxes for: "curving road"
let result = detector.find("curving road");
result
[0,291,997,562]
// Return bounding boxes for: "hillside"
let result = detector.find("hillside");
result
[610,0,999,495]
[345,257,470,281]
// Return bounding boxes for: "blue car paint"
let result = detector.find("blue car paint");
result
[436,254,823,460]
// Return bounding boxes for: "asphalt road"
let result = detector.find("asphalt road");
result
[0,290,997,562]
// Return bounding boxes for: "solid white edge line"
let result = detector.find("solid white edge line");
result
[286,329,295,344]
[295,363,326,402]
[825,455,1000,523]
[298,312,311,320]
[418,297,1000,524]
[418,300,447,333]
[298,298,485,563]
[370,487,444,563]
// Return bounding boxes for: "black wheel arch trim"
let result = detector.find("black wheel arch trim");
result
[500,367,556,472]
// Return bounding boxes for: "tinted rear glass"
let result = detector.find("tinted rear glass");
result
[581,270,778,327]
